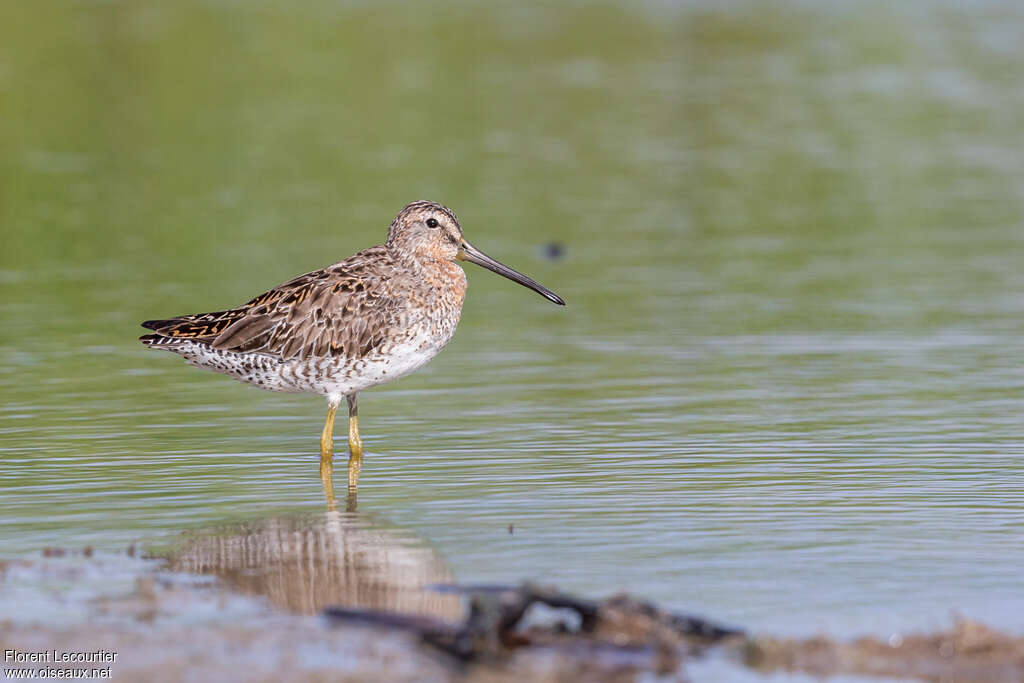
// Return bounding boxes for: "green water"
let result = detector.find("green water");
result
[2,0,1023,639]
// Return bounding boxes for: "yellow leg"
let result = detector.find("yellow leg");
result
[320,400,339,509]
[346,394,364,497]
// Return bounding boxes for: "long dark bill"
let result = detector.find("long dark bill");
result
[458,240,566,305]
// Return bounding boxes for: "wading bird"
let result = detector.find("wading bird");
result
[140,201,565,505]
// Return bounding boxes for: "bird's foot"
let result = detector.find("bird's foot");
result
[320,443,336,510]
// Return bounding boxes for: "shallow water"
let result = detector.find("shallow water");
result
[2,0,1024,645]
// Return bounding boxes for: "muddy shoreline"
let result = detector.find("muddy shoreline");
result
[2,515,1021,682]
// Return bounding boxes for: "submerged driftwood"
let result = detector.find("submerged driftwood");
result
[326,581,741,673]
[323,583,1024,682]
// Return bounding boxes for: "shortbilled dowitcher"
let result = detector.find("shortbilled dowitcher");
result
[140,201,564,503]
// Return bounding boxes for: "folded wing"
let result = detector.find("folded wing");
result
[140,247,405,361]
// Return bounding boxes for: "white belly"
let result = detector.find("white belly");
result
[312,326,451,400]
[158,307,462,401]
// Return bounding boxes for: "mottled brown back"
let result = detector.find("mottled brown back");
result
[141,246,408,361]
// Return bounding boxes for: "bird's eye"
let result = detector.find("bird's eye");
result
[426,218,439,228]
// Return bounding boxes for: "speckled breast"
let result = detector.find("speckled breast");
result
[161,259,468,399]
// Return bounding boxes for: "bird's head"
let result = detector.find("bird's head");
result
[387,200,464,262]
[386,200,565,305]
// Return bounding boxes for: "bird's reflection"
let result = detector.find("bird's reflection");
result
[165,511,462,619]
[318,445,362,512]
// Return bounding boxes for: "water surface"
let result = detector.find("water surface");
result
[2,0,1023,640]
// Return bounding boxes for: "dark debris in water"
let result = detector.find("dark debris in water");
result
[326,582,742,675]
[324,582,1024,681]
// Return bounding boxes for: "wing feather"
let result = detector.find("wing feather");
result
[140,246,406,362]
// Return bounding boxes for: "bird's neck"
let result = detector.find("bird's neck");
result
[408,253,468,305]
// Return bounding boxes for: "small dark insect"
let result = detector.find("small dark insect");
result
[541,242,566,261]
